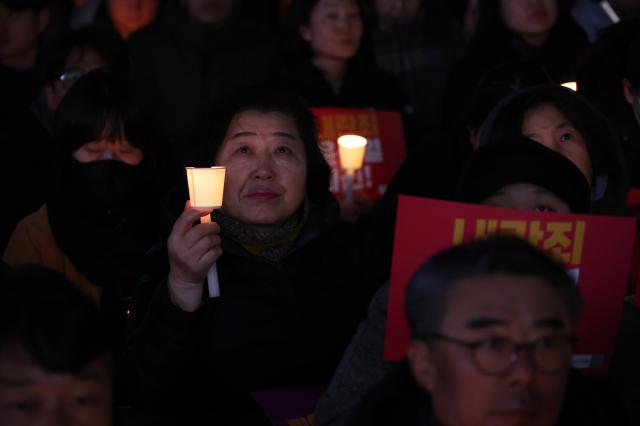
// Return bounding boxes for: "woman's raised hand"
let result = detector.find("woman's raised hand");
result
[167,203,222,312]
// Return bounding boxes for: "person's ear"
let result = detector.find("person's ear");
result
[407,339,438,392]
[299,25,311,42]
[623,78,637,105]
[36,8,50,34]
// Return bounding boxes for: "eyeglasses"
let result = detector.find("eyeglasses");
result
[422,332,576,375]
[58,69,86,89]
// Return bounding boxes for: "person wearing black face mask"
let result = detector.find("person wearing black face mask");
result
[3,70,177,354]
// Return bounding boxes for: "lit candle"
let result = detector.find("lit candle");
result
[338,134,368,208]
[561,81,578,92]
[185,166,226,297]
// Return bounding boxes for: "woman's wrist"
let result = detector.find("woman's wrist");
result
[167,273,204,312]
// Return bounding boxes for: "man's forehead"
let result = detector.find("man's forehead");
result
[442,273,570,329]
[0,340,110,386]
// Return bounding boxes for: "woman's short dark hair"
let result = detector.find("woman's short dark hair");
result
[196,89,332,203]
[54,70,151,154]
[0,267,109,374]
[405,235,583,341]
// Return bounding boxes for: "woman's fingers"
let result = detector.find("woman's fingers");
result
[181,222,221,250]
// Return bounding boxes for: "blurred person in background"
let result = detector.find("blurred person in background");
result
[443,0,590,127]
[368,0,468,135]
[281,0,405,112]
[0,0,51,107]
[128,0,281,161]
[0,268,113,426]
[3,70,176,353]
[32,25,128,133]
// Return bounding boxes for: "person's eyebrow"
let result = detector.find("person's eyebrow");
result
[556,121,576,129]
[465,317,507,329]
[534,317,567,329]
[271,131,297,140]
[229,131,257,140]
[531,187,554,196]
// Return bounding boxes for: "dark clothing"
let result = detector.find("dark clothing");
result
[278,58,406,112]
[128,2,281,160]
[0,62,43,108]
[359,130,468,287]
[122,200,371,424]
[370,13,468,134]
[345,362,625,426]
[0,98,53,252]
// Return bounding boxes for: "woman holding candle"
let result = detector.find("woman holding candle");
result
[121,91,370,424]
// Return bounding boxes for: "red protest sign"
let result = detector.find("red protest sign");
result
[385,196,636,376]
[311,108,406,200]
[626,187,640,209]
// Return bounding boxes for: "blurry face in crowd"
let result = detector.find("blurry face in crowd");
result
[407,274,573,426]
[483,183,571,213]
[521,103,592,185]
[215,110,308,227]
[73,133,144,166]
[180,0,237,25]
[107,0,159,39]
[46,46,107,112]
[0,4,49,69]
[373,0,420,22]
[0,339,112,426]
[500,0,557,46]
[300,0,363,64]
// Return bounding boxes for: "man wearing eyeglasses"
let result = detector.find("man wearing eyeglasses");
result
[345,235,596,426]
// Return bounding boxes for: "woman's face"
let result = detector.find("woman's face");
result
[215,110,307,227]
[500,0,557,45]
[521,103,593,184]
[107,0,159,39]
[300,0,363,63]
[73,138,144,165]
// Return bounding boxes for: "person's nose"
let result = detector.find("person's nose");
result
[507,350,535,387]
[252,152,275,180]
[43,402,71,426]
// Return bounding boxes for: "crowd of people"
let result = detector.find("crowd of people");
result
[1,0,640,425]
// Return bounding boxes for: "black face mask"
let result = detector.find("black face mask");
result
[69,159,145,207]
